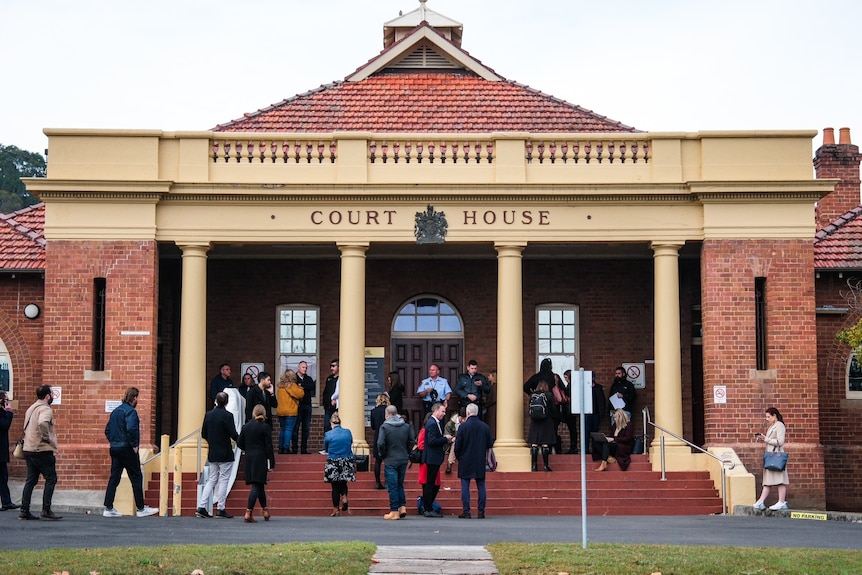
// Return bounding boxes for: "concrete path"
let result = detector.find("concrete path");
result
[370,546,498,575]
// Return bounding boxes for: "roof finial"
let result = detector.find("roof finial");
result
[420,0,427,20]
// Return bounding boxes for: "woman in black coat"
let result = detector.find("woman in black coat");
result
[237,404,275,522]
[386,372,404,414]
[526,380,556,472]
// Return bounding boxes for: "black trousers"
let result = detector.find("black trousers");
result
[21,451,57,512]
[104,446,144,509]
[422,463,441,511]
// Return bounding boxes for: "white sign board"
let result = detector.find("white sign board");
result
[49,386,61,405]
[569,370,594,414]
[623,363,646,389]
[713,385,727,404]
[241,363,265,383]
[105,400,122,413]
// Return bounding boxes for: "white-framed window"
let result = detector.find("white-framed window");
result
[0,338,12,399]
[536,304,580,375]
[393,296,462,336]
[847,353,862,399]
[277,305,320,404]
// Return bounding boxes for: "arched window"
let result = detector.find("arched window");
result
[847,354,862,399]
[393,296,462,335]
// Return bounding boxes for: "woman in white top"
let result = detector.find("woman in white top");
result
[752,406,789,510]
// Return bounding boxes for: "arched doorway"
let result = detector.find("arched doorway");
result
[391,295,463,431]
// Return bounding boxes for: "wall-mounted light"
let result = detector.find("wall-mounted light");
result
[23,304,41,320]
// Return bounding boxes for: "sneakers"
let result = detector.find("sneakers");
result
[215,509,233,519]
[103,507,124,517]
[423,510,444,518]
[195,507,212,518]
[768,501,788,511]
[752,501,766,510]
[137,505,158,517]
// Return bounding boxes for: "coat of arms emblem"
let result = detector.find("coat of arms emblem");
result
[414,204,447,244]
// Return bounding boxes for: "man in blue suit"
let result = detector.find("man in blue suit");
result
[454,402,494,518]
[421,402,451,517]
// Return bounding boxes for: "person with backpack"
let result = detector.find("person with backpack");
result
[525,380,555,471]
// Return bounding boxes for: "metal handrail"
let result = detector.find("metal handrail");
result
[642,407,734,515]
[140,428,204,516]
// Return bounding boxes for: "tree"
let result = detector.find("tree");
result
[836,278,862,360]
[0,144,46,212]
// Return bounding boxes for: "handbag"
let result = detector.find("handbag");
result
[408,445,423,464]
[763,450,789,472]
[13,438,25,460]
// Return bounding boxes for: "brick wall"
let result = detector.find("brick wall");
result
[39,240,158,490]
[814,139,862,229]
[702,238,825,508]
[0,273,44,477]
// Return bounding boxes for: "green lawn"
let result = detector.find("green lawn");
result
[2,541,861,575]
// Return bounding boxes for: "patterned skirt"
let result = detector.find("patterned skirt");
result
[324,457,357,483]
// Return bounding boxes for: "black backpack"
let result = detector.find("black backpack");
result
[529,392,548,420]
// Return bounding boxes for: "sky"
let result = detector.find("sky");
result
[2,0,861,156]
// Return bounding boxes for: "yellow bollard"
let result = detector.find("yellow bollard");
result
[173,446,183,517]
[160,434,169,517]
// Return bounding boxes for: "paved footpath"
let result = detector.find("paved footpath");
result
[370,546,498,575]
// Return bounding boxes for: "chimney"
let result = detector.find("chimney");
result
[815,127,862,230]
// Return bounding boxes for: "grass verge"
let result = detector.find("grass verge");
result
[488,542,862,575]
[3,541,861,575]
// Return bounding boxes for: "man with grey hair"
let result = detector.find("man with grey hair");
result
[454,402,494,519]
[377,404,415,520]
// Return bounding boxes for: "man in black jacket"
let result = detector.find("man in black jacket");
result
[197,392,240,518]
[292,361,316,454]
[321,359,339,433]
[455,360,491,421]
[608,366,637,419]
[421,402,452,517]
[245,372,277,430]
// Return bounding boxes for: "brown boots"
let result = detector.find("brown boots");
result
[244,509,256,523]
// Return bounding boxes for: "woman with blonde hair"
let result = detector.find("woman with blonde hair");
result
[593,408,635,472]
[275,369,304,454]
[237,403,275,522]
[323,412,356,516]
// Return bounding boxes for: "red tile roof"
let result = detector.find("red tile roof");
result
[213,72,638,133]
[0,203,46,271]
[815,206,862,269]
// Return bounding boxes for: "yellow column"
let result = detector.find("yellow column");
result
[493,243,529,471]
[338,242,369,451]
[177,242,210,443]
[651,241,687,459]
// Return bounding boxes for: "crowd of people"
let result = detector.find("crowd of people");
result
[0,358,791,521]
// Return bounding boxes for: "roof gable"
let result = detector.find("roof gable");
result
[0,203,46,271]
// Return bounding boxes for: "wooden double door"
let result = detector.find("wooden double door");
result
[392,338,462,433]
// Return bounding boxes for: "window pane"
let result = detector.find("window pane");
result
[551,340,563,353]
[564,340,575,354]
[563,325,575,339]
[551,325,563,339]
[417,316,437,331]
[439,316,461,331]
[439,302,454,315]
[305,309,317,324]
[401,303,415,315]
[305,325,317,339]
[280,325,291,338]
[306,340,317,353]
[280,341,292,354]
[291,325,303,338]
[417,299,437,314]
[281,310,292,323]
[538,339,550,353]
[563,309,575,323]
[850,355,862,392]
[538,309,549,324]
[538,325,550,338]
[294,310,305,324]
[394,316,415,331]
[550,309,562,324]
[292,340,305,353]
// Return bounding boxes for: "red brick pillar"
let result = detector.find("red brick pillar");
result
[43,240,159,490]
[701,238,825,509]
[815,127,862,230]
